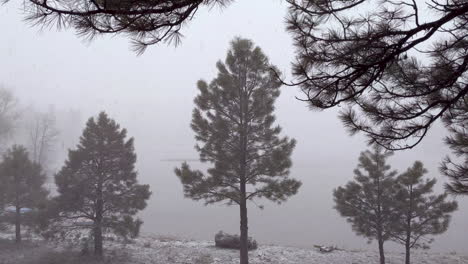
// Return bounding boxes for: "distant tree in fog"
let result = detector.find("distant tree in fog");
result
[175,38,301,264]
[392,161,457,264]
[52,112,151,257]
[0,88,19,148]
[0,145,48,243]
[26,108,59,170]
[334,145,396,264]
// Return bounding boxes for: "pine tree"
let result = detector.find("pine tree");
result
[392,161,458,264]
[53,112,151,256]
[0,145,48,243]
[333,145,396,264]
[175,38,301,264]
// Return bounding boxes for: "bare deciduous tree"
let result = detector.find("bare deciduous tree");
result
[0,87,19,147]
[26,109,59,169]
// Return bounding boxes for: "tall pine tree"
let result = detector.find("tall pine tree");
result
[333,145,396,264]
[175,38,301,264]
[392,161,458,264]
[0,145,48,243]
[53,112,151,256]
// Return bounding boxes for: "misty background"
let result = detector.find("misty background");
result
[1,0,466,253]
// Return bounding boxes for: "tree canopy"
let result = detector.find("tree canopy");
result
[441,114,468,195]
[287,0,468,150]
[6,0,468,150]
[14,0,232,54]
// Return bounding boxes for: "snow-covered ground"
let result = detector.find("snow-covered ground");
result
[113,234,468,264]
[1,231,467,264]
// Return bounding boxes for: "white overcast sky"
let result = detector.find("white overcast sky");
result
[1,0,466,253]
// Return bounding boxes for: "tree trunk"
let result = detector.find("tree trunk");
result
[239,199,249,264]
[239,167,248,264]
[15,205,21,244]
[405,218,411,264]
[15,174,21,244]
[238,70,249,264]
[238,81,249,264]
[376,171,385,264]
[94,178,104,257]
[405,185,413,264]
[405,243,410,264]
[378,239,385,264]
[94,222,103,257]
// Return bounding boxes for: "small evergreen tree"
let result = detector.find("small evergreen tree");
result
[175,38,301,264]
[333,145,396,264]
[53,112,151,256]
[392,161,458,264]
[0,145,48,243]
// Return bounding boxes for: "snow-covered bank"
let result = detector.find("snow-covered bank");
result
[1,232,467,264]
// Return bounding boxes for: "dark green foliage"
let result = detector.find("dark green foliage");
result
[0,145,49,243]
[287,0,468,151]
[441,109,468,195]
[333,145,396,264]
[286,0,468,199]
[53,112,151,256]
[175,38,301,264]
[392,161,458,264]
[176,38,300,206]
[13,0,233,54]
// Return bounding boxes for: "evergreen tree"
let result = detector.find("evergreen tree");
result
[175,38,301,264]
[0,145,48,243]
[392,161,458,264]
[53,112,151,256]
[333,145,396,264]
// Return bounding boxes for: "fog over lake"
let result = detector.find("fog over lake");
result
[1,0,466,253]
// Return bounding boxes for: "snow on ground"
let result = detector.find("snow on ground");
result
[1,231,467,264]
[108,234,468,264]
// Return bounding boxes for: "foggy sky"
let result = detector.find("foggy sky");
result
[1,0,466,253]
